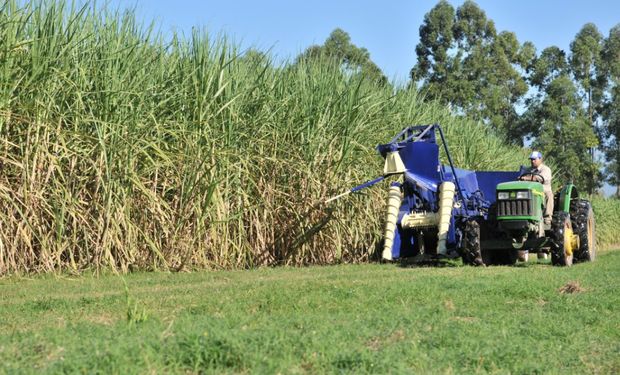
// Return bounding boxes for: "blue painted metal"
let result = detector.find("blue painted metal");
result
[436,124,466,203]
[376,124,525,259]
[326,175,387,203]
[475,171,521,204]
[350,176,386,193]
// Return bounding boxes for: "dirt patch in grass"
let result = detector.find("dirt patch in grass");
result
[86,313,117,326]
[558,281,585,294]
[444,299,455,311]
[365,329,406,351]
[450,316,478,323]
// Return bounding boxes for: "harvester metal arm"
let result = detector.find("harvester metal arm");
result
[325,176,386,204]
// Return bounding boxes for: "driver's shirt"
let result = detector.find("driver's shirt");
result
[531,164,552,192]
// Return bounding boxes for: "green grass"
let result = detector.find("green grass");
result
[1,251,619,374]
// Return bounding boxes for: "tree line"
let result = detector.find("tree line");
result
[296,1,619,196]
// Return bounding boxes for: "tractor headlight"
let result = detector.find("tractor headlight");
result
[516,191,530,199]
[498,192,509,200]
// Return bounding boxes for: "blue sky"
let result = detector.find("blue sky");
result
[107,0,620,84]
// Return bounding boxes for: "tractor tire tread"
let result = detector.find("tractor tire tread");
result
[569,199,596,263]
[551,211,573,266]
[460,220,484,266]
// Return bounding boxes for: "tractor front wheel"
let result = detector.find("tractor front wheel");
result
[551,212,574,266]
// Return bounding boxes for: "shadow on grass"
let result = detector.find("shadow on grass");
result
[395,258,553,269]
[397,258,462,268]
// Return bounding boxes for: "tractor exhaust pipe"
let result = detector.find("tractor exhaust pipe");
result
[382,182,402,260]
[437,181,456,255]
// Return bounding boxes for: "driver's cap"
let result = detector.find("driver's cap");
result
[529,151,542,160]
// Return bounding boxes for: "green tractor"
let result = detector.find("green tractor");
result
[463,174,597,266]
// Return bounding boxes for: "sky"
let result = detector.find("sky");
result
[106,0,620,84]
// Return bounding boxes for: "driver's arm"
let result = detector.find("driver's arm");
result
[540,166,552,186]
[519,173,534,181]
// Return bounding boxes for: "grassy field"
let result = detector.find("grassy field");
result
[1,251,618,374]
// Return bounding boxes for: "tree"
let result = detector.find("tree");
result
[296,28,387,85]
[410,0,533,143]
[522,48,601,192]
[410,0,456,97]
[602,86,620,195]
[239,48,270,69]
[528,46,569,88]
[601,24,620,195]
[569,23,606,162]
[521,46,570,136]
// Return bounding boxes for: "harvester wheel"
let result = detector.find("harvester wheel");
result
[551,212,574,266]
[460,220,484,266]
[570,199,596,263]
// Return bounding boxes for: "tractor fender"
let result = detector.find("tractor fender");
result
[557,184,579,213]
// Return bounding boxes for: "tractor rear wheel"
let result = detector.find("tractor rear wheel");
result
[460,220,484,266]
[551,212,574,266]
[570,199,596,263]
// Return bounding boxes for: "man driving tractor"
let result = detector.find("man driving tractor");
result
[519,151,553,225]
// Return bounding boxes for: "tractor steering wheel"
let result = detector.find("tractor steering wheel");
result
[518,172,545,184]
